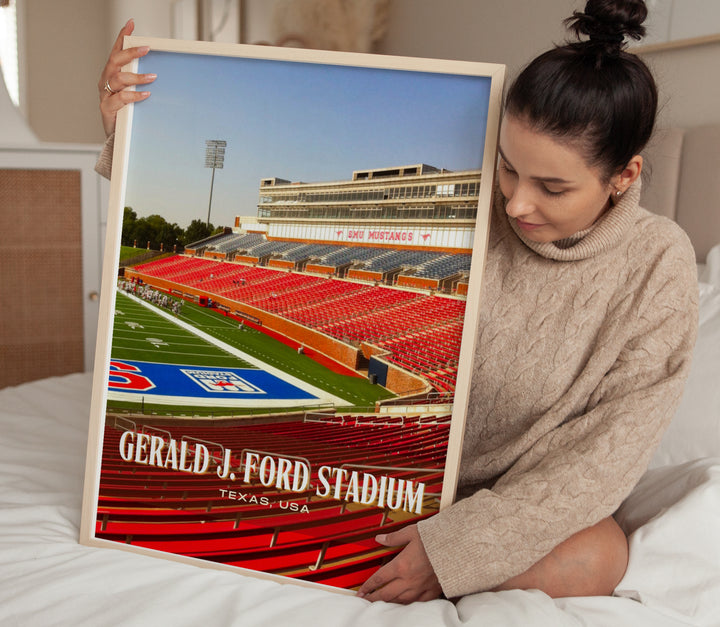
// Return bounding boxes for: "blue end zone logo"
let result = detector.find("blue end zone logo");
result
[180,369,264,394]
[107,360,321,406]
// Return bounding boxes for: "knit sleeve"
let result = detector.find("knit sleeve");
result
[94,133,114,180]
[417,233,699,599]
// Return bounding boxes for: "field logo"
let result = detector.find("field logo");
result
[109,361,156,392]
[180,369,265,394]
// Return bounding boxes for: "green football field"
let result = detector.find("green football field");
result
[108,291,394,416]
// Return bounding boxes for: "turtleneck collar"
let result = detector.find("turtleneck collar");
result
[502,179,642,261]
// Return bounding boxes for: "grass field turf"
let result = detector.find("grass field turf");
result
[109,291,394,415]
[119,246,141,261]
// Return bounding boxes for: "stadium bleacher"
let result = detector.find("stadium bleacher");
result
[185,231,237,252]
[182,232,471,282]
[318,246,386,267]
[412,253,472,279]
[281,243,338,262]
[96,416,449,589]
[361,249,439,273]
[211,232,265,254]
[245,240,306,258]
[132,252,467,394]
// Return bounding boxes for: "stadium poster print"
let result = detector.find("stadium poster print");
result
[80,36,505,594]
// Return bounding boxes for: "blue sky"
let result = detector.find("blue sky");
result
[124,49,493,230]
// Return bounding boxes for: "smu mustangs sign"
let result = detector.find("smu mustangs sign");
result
[108,360,346,408]
[267,222,475,250]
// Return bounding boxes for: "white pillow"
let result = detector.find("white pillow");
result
[698,242,720,287]
[650,244,720,468]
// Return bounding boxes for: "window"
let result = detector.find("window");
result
[0,0,19,107]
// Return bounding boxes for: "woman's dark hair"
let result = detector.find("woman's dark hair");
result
[505,0,657,182]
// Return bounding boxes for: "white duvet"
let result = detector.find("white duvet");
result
[0,372,718,627]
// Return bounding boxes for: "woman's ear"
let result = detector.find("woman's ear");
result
[613,155,643,195]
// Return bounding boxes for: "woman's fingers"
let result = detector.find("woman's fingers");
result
[98,47,151,97]
[98,19,155,137]
[98,18,138,88]
[356,525,442,604]
[107,46,151,75]
[103,71,157,95]
[100,88,152,114]
[98,18,149,98]
[374,527,415,548]
[99,89,151,136]
[111,18,135,54]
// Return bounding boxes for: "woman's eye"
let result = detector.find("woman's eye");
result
[499,160,516,175]
[542,185,565,196]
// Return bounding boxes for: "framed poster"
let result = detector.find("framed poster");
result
[80,36,505,594]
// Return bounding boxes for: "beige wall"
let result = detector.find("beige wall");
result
[640,40,720,129]
[22,0,175,144]
[24,0,108,143]
[105,0,176,42]
[380,0,574,81]
[19,0,720,144]
[379,0,720,131]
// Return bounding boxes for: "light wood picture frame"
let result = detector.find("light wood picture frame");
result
[81,36,505,594]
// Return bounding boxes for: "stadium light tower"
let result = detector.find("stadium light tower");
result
[204,139,227,227]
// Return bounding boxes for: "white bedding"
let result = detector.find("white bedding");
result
[0,374,718,626]
[3,244,720,627]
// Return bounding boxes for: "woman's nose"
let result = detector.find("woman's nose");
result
[504,185,535,218]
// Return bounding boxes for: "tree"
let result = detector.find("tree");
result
[157,220,184,253]
[121,207,138,246]
[130,216,156,250]
[120,209,224,252]
[184,219,215,246]
[123,213,183,252]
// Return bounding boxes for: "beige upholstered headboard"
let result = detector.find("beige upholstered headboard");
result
[641,125,720,261]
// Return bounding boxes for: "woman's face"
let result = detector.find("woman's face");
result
[497,114,616,243]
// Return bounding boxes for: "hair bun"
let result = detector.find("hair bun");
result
[565,0,648,52]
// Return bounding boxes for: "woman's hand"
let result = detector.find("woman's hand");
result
[356,524,442,604]
[98,19,156,137]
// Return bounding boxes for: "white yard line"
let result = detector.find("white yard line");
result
[107,390,335,409]
[118,289,352,406]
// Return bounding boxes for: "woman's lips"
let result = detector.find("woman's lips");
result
[516,219,544,231]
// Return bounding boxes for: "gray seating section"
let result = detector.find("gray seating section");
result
[211,233,265,254]
[363,249,440,272]
[185,232,471,280]
[281,244,338,262]
[413,254,472,278]
[319,246,386,267]
[246,240,306,257]
[185,231,236,250]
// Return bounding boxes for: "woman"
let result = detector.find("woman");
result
[358,0,697,603]
[97,0,698,604]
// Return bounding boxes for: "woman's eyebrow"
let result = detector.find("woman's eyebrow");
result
[498,145,573,185]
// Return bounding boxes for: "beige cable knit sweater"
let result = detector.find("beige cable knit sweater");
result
[95,134,114,180]
[418,180,698,598]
